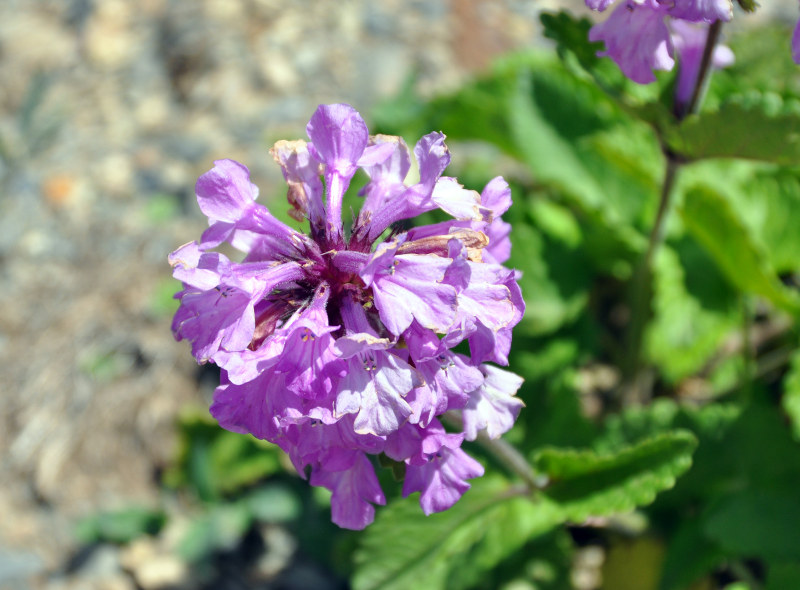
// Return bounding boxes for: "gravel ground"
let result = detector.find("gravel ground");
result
[0,1,544,588]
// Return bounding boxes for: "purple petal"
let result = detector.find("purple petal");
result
[668,0,733,23]
[335,349,420,436]
[357,135,412,222]
[589,0,674,84]
[361,240,458,335]
[210,371,296,441]
[480,176,512,217]
[586,0,616,10]
[306,104,369,241]
[414,132,450,188]
[483,217,512,265]
[309,453,386,530]
[169,242,223,291]
[461,365,524,441]
[793,19,800,65]
[196,159,258,223]
[400,428,484,515]
[671,21,734,106]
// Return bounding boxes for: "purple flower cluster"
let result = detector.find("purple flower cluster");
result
[586,0,734,84]
[170,104,525,529]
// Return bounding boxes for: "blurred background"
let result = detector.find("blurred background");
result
[0,2,544,588]
[1,1,799,589]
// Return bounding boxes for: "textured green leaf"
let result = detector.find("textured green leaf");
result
[540,11,602,73]
[680,184,800,313]
[351,477,561,590]
[539,9,675,128]
[534,431,697,521]
[666,100,800,165]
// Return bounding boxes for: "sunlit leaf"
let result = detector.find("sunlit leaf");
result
[534,431,698,521]
[352,477,561,590]
[680,184,800,314]
[666,100,800,165]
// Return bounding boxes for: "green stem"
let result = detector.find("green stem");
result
[622,155,681,393]
[679,21,724,121]
[622,22,723,400]
[443,412,541,491]
[475,431,542,491]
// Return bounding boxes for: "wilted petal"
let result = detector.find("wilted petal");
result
[270,139,325,228]
[431,177,492,222]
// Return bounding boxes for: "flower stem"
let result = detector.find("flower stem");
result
[680,21,723,121]
[443,412,542,491]
[622,21,723,401]
[476,431,542,491]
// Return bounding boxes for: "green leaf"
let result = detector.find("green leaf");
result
[509,217,589,336]
[75,507,166,545]
[351,477,562,590]
[782,349,800,441]
[748,170,800,273]
[646,245,739,382]
[534,431,698,521]
[164,410,283,500]
[178,502,252,562]
[736,0,758,11]
[540,11,602,74]
[658,518,725,590]
[767,562,800,590]
[246,485,302,523]
[666,100,800,165]
[704,489,800,561]
[680,184,800,313]
[538,10,675,128]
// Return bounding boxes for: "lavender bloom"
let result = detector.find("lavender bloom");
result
[671,21,734,108]
[170,104,525,529]
[794,17,800,64]
[586,0,733,85]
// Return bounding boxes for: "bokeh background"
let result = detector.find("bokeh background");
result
[1,1,798,589]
